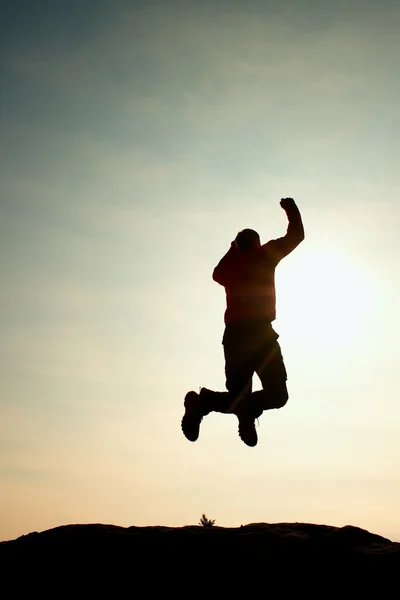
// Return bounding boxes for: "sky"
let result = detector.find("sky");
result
[1,0,399,542]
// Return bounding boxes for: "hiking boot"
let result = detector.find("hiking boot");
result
[236,408,258,447]
[234,397,262,447]
[181,391,205,442]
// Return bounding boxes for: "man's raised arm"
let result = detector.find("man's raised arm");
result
[267,197,305,263]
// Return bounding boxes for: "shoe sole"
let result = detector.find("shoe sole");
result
[238,425,258,447]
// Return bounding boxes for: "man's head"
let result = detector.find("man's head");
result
[235,228,261,252]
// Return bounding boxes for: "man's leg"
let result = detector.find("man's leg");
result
[223,323,255,409]
[223,331,260,447]
[224,351,253,411]
[181,328,239,442]
[253,339,289,411]
[198,323,254,415]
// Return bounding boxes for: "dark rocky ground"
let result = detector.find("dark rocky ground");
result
[1,521,399,592]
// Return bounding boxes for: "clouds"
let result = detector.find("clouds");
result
[5,2,399,128]
[3,0,399,199]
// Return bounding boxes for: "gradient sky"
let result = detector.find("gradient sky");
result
[1,0,399,542]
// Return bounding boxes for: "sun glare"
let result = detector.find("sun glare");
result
[275,246,377,353]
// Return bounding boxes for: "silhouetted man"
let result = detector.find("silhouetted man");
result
[182,198,305,447]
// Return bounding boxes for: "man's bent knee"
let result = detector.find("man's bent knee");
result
[269,388,288,409]
[252,385,288,410]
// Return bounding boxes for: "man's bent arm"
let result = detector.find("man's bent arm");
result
[212,242,237,285]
